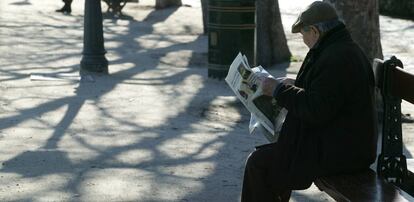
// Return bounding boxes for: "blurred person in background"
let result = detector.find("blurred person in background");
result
[56,0,72,14]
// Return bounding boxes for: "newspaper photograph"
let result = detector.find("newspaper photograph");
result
[225,53,287,142]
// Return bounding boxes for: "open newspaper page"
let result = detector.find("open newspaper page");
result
[225,53,287,142]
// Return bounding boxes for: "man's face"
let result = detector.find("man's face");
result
[300,26,320,48]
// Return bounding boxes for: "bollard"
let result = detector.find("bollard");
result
[208,0,256,79]
[80,0,108,74]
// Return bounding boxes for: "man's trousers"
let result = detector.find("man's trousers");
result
[241,143,292,202]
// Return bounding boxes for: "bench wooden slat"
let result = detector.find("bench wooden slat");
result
[315,169,414,202]
[390,67,414,105]
[373,57,414,104]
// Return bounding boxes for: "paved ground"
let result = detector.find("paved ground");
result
[0,0,413,201]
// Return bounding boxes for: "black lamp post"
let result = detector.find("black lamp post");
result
[80,0,108,74]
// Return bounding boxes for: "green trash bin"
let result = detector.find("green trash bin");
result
[208,0,256,79]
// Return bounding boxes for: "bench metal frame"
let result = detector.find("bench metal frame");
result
[375,57,408,184]
[102,0,138,16]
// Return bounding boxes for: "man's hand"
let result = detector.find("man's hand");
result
[259,77,295,97]
[261,77,280,96]
[280,77,295,85]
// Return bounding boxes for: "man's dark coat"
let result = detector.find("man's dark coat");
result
[274,24,378,189]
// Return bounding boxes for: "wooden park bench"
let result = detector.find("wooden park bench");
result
[315,56,414,201]
[102,0,139,15]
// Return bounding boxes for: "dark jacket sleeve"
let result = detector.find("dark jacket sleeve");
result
[275,52,350,125]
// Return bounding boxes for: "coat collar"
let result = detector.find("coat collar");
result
[311,23,351,51]
[296,23,351,86]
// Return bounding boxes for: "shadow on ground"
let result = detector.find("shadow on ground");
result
[0,3,286,201]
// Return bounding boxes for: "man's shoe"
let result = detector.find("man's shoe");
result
[55,6,71,14]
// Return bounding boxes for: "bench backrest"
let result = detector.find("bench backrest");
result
[373,56,414,184]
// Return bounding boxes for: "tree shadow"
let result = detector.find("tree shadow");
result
[9,0,31,6]
[403,24,414,31]
[0,3,266,201]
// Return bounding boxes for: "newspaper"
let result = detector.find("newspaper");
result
[225,53,287,142]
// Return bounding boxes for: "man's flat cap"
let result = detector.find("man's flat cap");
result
[291,1,338,33]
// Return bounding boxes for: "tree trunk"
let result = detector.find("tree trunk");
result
[256,0,291,67]
[201,0,208,34]
[379,0,414,19]
[323,0,383,62]
[155,0,182,9]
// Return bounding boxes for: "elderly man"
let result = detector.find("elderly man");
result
[241,1,377,201]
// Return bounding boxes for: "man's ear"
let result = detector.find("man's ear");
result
[310,26,318,35]
[310,26,320,37]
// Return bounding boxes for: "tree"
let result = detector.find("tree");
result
[323,0,383,61]
[155,0,182,9]
[256,0,291,67]
[379,0,414,20]
[201,0,208,34]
